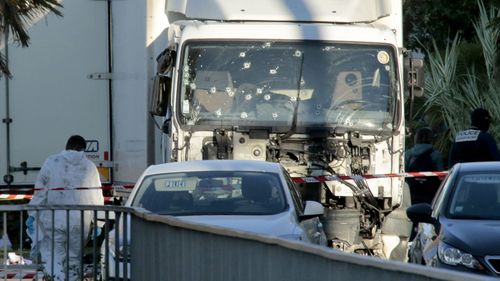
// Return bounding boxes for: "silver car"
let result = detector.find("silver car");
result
[104,160,327,279]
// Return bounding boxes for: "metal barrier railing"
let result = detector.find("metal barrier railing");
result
[131,210,492,281]
[0,204,491,281]
[0,204,131,281]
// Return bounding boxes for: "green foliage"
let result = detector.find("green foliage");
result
[415,1,500,166]
[403,0,500,50]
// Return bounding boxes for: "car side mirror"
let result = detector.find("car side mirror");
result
[406,203,434,224]
[299,200,324,221]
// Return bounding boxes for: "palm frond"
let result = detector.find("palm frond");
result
[1,0,63,46]
[487,16,500,29]
[0,52,12,78]
[421,34,465,148]
[1,1,30,46]
[416,0,500,161]
[0,0,63,77]
[473,1,500,83]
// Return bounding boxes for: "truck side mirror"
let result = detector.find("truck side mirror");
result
[404,51,425,119]
[150,49,175,116]
[150,75,171,116]
[161,107,172,134]
[404,53,425,98]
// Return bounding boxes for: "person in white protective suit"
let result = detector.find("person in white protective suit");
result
[28,135,104,281]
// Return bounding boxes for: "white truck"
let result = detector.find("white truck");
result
[0,0,424,260]
[150,0,424,260]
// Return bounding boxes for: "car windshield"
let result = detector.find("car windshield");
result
[131,171,287,215]
[178,41,397,133]
[448,174,500,219]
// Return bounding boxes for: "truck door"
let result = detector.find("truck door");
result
[0,0,111,187]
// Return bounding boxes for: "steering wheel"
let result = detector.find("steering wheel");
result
[236,83,258,96]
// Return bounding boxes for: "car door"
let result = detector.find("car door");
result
[421,166,457,265]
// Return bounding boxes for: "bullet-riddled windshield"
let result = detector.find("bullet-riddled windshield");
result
[178,41,398,133]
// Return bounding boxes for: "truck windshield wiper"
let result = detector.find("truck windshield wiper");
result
[333,126,394,138]
[279,53,304,141]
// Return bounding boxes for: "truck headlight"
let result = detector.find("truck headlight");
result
[438,242,483,270]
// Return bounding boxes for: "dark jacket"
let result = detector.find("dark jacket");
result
[449,127,500,167]
[405,143,444,172]
[405,143,444,205]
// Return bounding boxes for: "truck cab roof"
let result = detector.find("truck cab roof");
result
[167,0,397,23]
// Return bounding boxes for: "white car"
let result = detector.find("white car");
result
[103,160,327,279]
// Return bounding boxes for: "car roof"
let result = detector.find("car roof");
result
[142,160,283,176]
[454,161,500,173]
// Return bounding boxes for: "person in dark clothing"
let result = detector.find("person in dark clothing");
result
[449,108,500,166]
[405,127,444,205]
[405,127,444,242]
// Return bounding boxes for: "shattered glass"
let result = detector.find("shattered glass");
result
[179,41,398,133]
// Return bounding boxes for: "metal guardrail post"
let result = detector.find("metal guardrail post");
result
[104,210,110,280]
[65,210,70,280]
[50,209,55,280]
[3,212,7,281]
[80,210,84,281]
[123,212,129,280]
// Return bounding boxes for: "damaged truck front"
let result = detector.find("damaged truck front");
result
[150,0,424,260]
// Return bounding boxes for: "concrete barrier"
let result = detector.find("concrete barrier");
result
[131,209,492,281]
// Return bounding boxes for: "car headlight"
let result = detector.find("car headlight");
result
[438,242,483,270]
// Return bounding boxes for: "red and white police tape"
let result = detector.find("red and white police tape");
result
[0,271,96,280]
[0,171,447,201]
[291,171,448,184]
[0,185,132,201]
[0,194,114,202]
[0,272,36,279]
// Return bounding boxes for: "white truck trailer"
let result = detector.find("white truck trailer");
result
[150,0,424,260]
[0,0,168,188]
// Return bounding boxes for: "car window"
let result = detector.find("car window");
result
[131,171,287,215]
[281,167,304,214]
[447,174,500,219]
[432,174,447,206]
[431,167,453,217]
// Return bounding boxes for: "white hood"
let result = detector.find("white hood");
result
[60,150,86,165]
[178,212,300,239]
